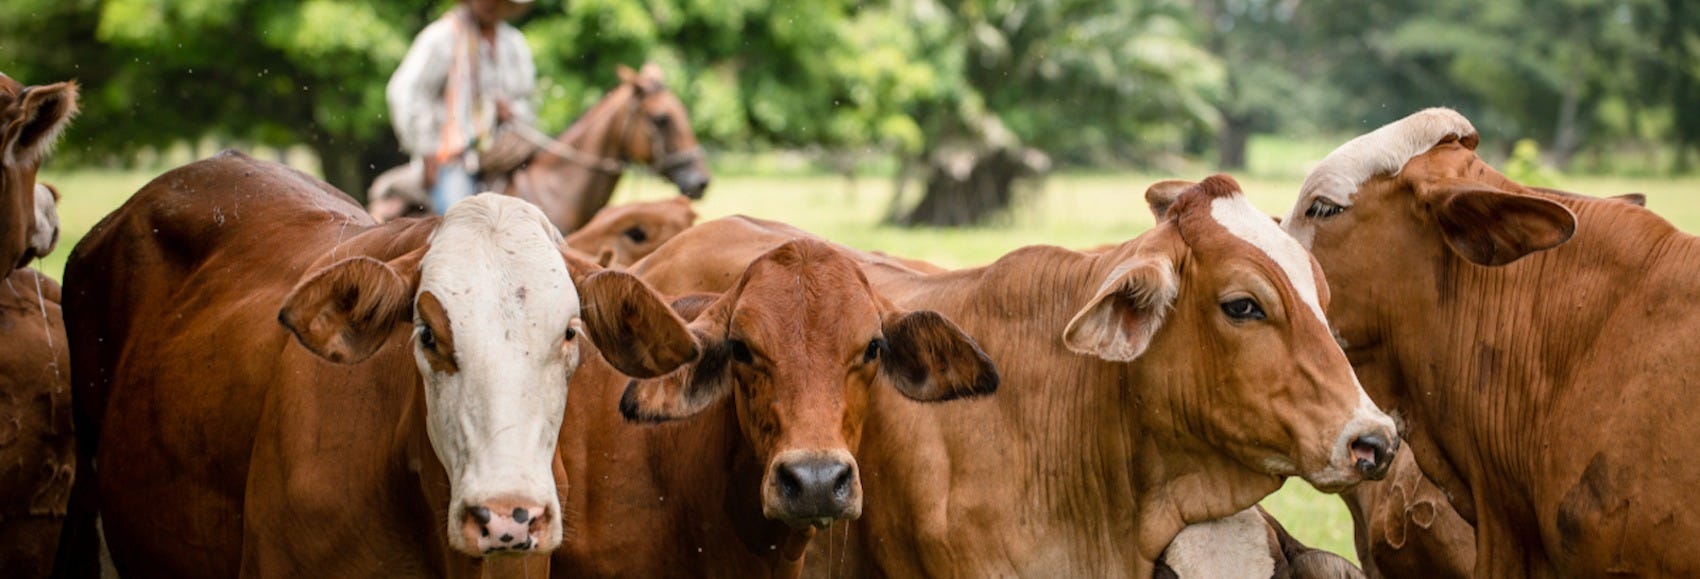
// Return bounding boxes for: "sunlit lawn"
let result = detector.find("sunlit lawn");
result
[31,148,1700,563]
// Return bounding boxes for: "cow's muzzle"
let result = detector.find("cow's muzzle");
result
[1350,432,1395,480]
[764,449,862,529]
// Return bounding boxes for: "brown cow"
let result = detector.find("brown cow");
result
[629,174,1400,576]
[1282,107,1700,576]
[61,152,693,578]
[534,238,997,577]
[1342,447,1475,579]
[562,195,698,267]
[0,266,72,578]
[0,73,76,271]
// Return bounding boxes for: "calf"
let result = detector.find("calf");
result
[562,195,698,267]
[62,153,691,578]
[630,175,1398,576]
[542,239,997,577]
[1283,107,1700,576]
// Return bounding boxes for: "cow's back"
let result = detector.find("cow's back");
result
[0,269,72,577]
[63,152,374,578]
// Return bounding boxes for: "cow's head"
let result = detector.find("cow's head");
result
[563,195,697,267]
[279,195,693,557]
[585,239,998,529]
[1070,175,1398,492]
[1279,108,1577,406]
[0,73,77,269]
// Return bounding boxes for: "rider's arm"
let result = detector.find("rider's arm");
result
[387,19,455,158]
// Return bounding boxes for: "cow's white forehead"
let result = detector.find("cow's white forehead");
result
[420,195,578,331]
[1289,108,1475,214]
[1210,194,1326,323]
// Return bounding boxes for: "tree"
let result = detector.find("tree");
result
[0,0,422,195]
[889,0,1224,227]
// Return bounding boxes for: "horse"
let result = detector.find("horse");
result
[368,63,710,232]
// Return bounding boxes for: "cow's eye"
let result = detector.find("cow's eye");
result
[729,339,754,364]
[1221,298,1266,321]
[623,227,648,243]
[863,338,885,364]
[1306,198,1346,218]
[418,326,437,349]
[652,114,672,128]
[564,326,577,342]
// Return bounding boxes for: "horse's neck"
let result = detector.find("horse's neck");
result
[517,97,630,232]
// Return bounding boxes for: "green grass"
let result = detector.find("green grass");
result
[31,156,1700,564]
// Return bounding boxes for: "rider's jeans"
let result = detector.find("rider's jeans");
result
[431,164,477,214]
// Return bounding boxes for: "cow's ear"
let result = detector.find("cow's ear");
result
[5,81,78,164]
[1429,183,1575,266]
[577,269,699,379]
[880,310,999,402]
[617,325,734,423]
[1063,255,1178,362]
[279,247,425,364]
[1144,179,1195,221]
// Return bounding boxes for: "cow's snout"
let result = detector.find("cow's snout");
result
[1350,432,1395,479]
[764,450,862,528]
[458,498,553,556]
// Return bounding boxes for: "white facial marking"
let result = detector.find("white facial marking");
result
[415,193,577,553]
[1163,508,1276,577]
[1209,195,1327,323]
[1282,108,1476,247]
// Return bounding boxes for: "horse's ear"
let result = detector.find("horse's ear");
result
[639,63,664,87]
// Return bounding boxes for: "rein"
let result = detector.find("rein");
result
[514,88,704,177]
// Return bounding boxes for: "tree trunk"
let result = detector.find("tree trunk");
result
[1218,113,1250,170]
[309,130,404,203]
[315,138,366,202]
[892,148,1034,228]
[1549,80,1584,171]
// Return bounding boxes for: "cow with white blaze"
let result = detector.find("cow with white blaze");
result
[1283,107,1700,577]
[60,153,694,578]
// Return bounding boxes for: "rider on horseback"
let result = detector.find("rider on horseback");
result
[386,0,538,215]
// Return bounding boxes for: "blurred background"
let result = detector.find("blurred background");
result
[6,0,1700,560]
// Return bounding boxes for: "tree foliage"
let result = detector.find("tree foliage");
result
[3,0,1699,199]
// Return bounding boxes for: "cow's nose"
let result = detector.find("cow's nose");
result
[774,457,855,526]
[459,499,549,556]
[1350,432,1396,480]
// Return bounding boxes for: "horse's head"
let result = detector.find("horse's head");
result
[614,64,710,200]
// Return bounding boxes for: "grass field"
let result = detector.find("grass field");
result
[31,146,1700,563]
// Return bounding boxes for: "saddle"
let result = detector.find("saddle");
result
[366,126,542,222]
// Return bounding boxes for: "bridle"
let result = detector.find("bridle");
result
[514,84,703,178]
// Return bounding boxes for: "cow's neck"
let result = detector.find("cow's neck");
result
[706,396,814,570]
[1387,196,1700,533]
[513,96,629,232]
[887,247,1280,569]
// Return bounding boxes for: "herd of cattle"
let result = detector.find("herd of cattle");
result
[2,69,1697,578]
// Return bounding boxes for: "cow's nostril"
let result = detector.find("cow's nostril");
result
[829,463,854,499]
[777,464,805,500]
[468,506,492,525]
[512,507,529,523]
[1351,433,1390,476]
